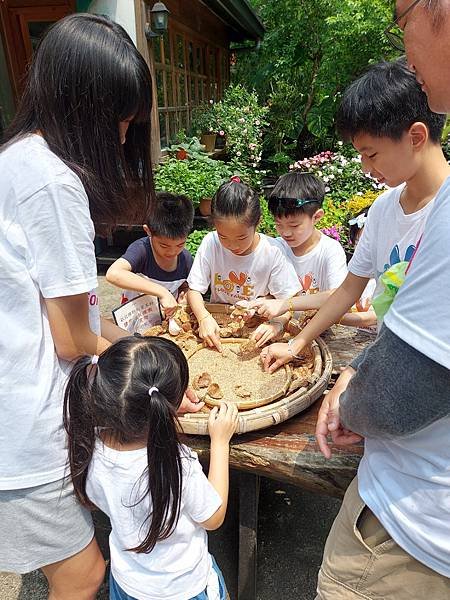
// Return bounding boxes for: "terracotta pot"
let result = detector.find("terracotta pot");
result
[200,133,217,153]
[199,198,212,216]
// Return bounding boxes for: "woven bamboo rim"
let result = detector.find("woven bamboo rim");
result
[186,339,292,411]
[178,337,332,436]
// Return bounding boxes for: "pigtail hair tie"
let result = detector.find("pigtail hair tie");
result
[148,386,159,397]
[91,355,99,365]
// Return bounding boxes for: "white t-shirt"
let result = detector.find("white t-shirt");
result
[0,134,99,490]
[359,416,450,577]
[349,184,434,299]
[272,234,347,293]
[384,177,450,368]
[86,441,222,600]
[187,232,300,303]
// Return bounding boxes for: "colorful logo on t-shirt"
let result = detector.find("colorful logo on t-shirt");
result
[383,244,415,274]
[299,272,319,295]
[214,271,254,300]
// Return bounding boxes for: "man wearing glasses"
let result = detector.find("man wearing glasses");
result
[315,2,450,598]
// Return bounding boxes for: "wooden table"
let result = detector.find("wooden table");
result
[186,326,373,600]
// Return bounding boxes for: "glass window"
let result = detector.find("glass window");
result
[153,37,162,64]
[159,112,167,148]
[179,74,186,106]
[156,70,165,107]
[27,21,53,52]
[163,30,171,66]
[176,35,184,69]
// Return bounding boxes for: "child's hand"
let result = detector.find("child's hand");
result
[260,342,293,373]
[199,313,222,352]
[251,321,283,348]
[160,291,178,318]
[208,403,239,445]
[177,388,205,414]
[249,298,289,320]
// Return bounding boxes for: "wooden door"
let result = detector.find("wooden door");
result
[0,1,75,102]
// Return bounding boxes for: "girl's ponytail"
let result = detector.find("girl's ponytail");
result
[131,386,183,554]
[63,356,97,508]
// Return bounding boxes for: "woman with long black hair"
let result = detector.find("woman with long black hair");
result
[0,13,154,598]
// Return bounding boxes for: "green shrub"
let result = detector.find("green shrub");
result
[186,228,211,256]
[154,158,232,207]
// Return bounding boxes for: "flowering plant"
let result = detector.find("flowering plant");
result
[191,84,269,172]
[291,144,387,204]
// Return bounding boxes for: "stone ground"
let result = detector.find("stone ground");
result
[0,275,341,599]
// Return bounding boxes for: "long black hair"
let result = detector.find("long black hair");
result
[63,336,189,553]
[2,13,154,229]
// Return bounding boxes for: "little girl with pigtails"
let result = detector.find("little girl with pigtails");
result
[64,335,238,600]
[187,177,301,351]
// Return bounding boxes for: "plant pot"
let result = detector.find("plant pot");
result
[199,198,212,216]
[200,133,217,153]
[215,135,226,150]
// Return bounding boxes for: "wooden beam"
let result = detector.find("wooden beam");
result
[134,0,161,163]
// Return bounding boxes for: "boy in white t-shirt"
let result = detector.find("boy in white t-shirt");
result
[268,171,347,294]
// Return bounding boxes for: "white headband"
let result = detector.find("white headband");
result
[349,214,367,229]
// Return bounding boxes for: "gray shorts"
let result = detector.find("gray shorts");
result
[0,476,94,574]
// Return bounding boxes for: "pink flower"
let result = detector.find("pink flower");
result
[219,130,225,136]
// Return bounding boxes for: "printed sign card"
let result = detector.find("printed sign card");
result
[112,294,162,334]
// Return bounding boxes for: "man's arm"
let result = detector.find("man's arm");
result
[340,325,450,438]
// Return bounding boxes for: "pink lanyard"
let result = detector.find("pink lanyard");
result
[405,234,423,276]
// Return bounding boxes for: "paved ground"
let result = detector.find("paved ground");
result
[0,275,341,599]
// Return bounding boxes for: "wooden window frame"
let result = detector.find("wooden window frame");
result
[151,22,229,149]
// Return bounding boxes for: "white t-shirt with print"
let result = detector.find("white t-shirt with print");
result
[272,234,347,293]
[187,232,300,303]
[349,184,434,300]
[0,134,99,490]
[384,176,450,368]
[86,441,222,600]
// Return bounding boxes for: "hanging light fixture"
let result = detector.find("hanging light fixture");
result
[145,2,170,39]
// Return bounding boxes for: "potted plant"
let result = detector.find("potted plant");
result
[191,102,220,153]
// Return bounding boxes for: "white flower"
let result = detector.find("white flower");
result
[252,163,257,167]
[209,99,214,104]
[337,141,343,146]
[255,120,260,125]
[237,151,241,156]
[323,176,329,183]
[239,118,245,123]
[325,186,331,192]
[356,191,363,196]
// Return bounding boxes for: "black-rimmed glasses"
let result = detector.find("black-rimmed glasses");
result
[383,0,422,52]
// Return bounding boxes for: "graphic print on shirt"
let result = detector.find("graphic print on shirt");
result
[214,271,253,301]
[299,272,320,295]
[382,244,415,275]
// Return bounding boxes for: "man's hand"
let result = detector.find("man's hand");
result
[315,367,362,458]
[178,388,205,414]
